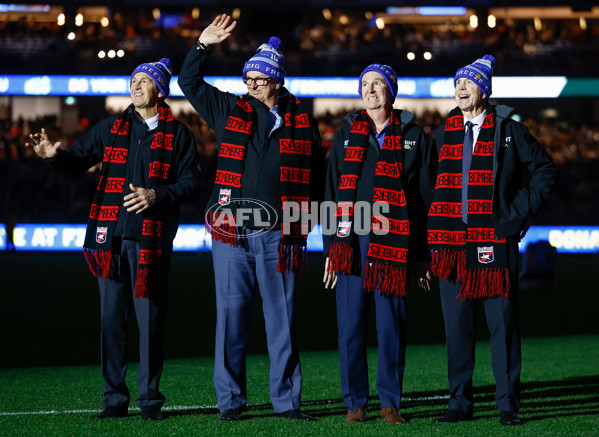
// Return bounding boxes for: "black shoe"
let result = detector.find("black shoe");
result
[219,408,241,421]
[434,409,473,423]
[274,409,315,421]
[91,406,128,419]
[141,406,164,421]
[500,411,523,426]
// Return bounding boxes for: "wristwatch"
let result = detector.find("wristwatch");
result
[196,38,208,50]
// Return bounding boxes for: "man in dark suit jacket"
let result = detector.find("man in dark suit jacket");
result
[428,54,558,426]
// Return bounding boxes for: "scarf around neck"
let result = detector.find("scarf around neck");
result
[83,103,175,298]
[206,92,314,275]
[328,109,410,296]
[427,106,509,299]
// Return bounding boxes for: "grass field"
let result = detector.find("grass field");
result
[1,335,598,436]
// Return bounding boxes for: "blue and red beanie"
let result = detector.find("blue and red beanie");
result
[358,64,399,103]
[131,58,173,98]
[454,54,495,98]
[243,36,286,85]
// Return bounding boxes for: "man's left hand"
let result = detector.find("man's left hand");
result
[124,183,156,214]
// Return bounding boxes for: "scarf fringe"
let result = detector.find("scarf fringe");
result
[207,210,239,246]
[83,247,112,279]
[134,267,155,299]
[430,248,467,282]
[277,243,307,275]
[459,268,510,299]
[328,242,354,275]
[364,261,408,296]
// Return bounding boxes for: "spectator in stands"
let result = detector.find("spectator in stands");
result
[428,54,557,426]
[25,57,200,421]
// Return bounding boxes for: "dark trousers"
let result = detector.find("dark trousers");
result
[212,230,301,413]
[439,240,521,414]
[336,234,408,411]
[97,239,169,410]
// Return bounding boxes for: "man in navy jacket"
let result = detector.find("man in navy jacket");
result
[178,14,325,421]
[26,58,200,421]
[428,55,557,426]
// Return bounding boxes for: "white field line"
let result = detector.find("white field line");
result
[0,395,449,417]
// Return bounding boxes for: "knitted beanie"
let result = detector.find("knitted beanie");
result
[358,64,399,103]
[454,54,495,98]
[131,58,173,98]
[243,36,286,85]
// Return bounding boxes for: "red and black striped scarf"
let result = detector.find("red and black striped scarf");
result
[83,103,175,298]
[328,109,410,296]
[207,93,314,275]
[427,107,509,299]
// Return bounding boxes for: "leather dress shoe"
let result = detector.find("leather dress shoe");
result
[141,406,164,421]
[274,409,315,421]
[91,406,128,419]
[345,408,365,423]
[380,407,407,424]
[219,408,241,421]
[434,409,473,423]
[500,411,523,426]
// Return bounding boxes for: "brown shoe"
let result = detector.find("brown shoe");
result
[345,408,365,423]
[380,407,407,424]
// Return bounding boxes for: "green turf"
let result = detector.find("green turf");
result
[1,335,597,436]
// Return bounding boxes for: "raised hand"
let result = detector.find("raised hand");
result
[198,13,237,47]
[25,128,61,159]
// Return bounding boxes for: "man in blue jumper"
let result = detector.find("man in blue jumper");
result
[178,14,325,421]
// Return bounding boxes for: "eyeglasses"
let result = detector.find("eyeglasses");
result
[242,76,273,86]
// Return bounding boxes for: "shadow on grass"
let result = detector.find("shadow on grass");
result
[164,375,599,422]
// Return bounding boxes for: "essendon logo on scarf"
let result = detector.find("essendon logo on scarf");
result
[439,144,462,160]
[215,170,242,187]
[373,216,409,235]
[444,115,464,131]
[381,135,402,150]
[281,166,310,184]
[375,161,401,178]
[142,220,163,237]
[428,229,466,245]
[474,141,493,157]
[336,221,351,237]
[218,188,231,205]
[101,177,126,193]
[96,226,108,243]
[90,204,119,221]
[336,201,354,217]
[345,146,364,161]
[226,116,252,134]
[149,161,170,179]
[151,132,174,150]
[469,170,493,185]
[368,243,408,263]
[280,139,312,155]
[350,120,369,135]
[468,199,493,214]
[435,172,462,189]
[429,201,461,217]
[284,113,311,128]
[220,143,246,160]
[139,249,162,265]
[477,246,494,264]
[103,147,128,163]
[373,188,405,207]
[339,174,358,189]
